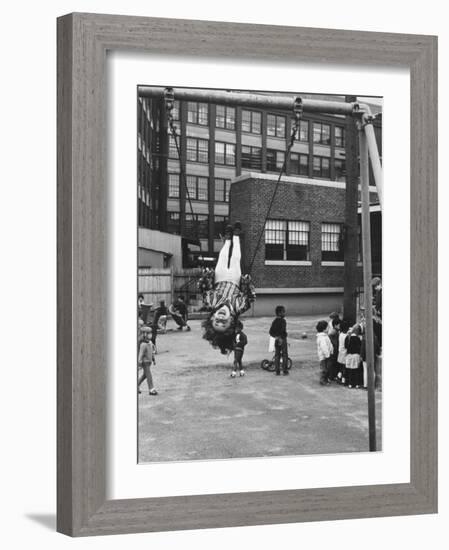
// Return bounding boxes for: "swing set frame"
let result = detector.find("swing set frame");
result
[145,84,381,451]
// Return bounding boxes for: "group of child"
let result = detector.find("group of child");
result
[316,312,381,389]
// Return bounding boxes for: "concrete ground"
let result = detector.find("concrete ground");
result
[138,315,382,463]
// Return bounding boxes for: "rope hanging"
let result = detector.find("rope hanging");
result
[247,97,303,275]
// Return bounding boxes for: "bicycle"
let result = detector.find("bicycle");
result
[260,352,292,372]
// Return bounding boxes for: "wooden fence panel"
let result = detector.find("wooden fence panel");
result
[138,267,173,306]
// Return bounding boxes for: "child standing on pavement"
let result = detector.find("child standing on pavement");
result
[336,319,350,384]
[344,324,363,389]
[327,316,341,381]
[231,320,248,378]
[269,305,289,375]
[316,320,334,385]
[138,326,158,396]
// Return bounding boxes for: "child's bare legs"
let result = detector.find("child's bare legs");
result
[215,238,231,282]
[215,236,241,285]
[229,235,241,275]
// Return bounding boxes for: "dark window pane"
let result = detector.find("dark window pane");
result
[186,175,197,199]
[265,244,284,260]
[242,110,251,132]
[216,105,225,128]
[225,143,235,166]
[226,107,235,130]
[300,154,309,176]
[335,126,345,147]
[198,103,208,125]
[187,102,197,124]
[215,142,225,164]
[299,120,308,141]
[168,173,179,198]
[197,177,208,200]
[252,111,261,133]
[277,116,286,138]
[267,114,276,136]
[321,223,343,261]
[197,139,209,162]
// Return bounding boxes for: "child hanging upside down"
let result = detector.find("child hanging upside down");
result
[198,222,256,355]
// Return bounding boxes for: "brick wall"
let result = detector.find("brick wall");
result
[229,176,349,289]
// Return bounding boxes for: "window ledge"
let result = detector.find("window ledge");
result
[265,260,312,266]
[321,261,345,266]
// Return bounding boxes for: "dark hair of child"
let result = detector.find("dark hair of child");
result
[332,317,341,328]
[339,319,350,333]
[138,294,144,301]
[275,305,285,316]
[202,315,237,354]
[316,320,328,332]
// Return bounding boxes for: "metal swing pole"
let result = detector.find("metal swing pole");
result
[139,86,359,116]
[358,122,377,452]
[358,105,383,210]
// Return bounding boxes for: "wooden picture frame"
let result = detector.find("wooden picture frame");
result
[57,12,437,536]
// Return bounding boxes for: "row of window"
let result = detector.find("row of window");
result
[265,220,344,262]
[169,136,346,178]
[164,214,343,261]
[170,100,345,145]
[168,174,231,201]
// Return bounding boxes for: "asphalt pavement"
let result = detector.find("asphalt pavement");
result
[138,315,382,462]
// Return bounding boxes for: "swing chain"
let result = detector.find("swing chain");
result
[246,97,303,276]
[163,87,203,260]
[288,97,303,149]
[164,87,178,136]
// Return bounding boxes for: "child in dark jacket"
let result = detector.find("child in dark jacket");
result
[344,325,363,388]
[269,305,289,375]
[327,316,341,381]
[231,321,248,378]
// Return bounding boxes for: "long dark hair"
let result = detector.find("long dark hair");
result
[202,312,237,354]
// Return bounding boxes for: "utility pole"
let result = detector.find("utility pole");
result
[343,95,359,324]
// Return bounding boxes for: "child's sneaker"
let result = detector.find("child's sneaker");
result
[239,369,245,377]
[230,370,237,378]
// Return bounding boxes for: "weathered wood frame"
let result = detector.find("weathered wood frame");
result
[57,12,438,536]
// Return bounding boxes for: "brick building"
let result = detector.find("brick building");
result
[137,88,382,314]
[231,173,358,315]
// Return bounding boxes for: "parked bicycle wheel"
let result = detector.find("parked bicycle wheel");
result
[278,356,292,371]
[260,359,272,371]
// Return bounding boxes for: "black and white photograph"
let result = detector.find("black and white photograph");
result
[136,86,383,462]
[2,0,443,544]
